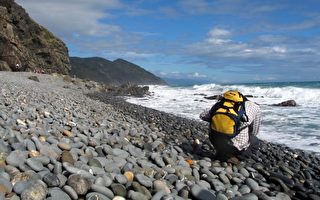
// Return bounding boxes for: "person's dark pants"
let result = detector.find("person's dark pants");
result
[209,133,260,161]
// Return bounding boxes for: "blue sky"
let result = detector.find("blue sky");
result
[16,0,320,83]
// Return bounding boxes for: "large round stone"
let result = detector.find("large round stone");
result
[43,173,60,187]
[191,184,216,200]
[67,174,91,195]
[20,183,47,200]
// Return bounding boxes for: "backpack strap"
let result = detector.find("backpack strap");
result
[237,101,249,133]
[208,100,224,118]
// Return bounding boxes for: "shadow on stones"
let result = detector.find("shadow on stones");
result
[180,141,216,160]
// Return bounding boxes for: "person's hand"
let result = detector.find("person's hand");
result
[200,108,211,121]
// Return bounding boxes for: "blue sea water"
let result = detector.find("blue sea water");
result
[126,81,320,153]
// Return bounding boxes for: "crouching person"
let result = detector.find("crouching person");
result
[200,90,261,163]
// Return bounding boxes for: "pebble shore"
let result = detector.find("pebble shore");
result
[0,72,319,200]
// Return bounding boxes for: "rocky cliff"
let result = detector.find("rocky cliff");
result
[70,57,167,85]
[0,0,70,74]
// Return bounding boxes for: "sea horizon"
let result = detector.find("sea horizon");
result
[163,78,320,88]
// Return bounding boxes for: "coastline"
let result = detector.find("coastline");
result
[0,72,319,200]
[125,83,320,153]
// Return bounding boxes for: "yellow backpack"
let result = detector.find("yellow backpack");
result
[210,91,248,137]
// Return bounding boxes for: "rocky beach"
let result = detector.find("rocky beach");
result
[0,72,319,200]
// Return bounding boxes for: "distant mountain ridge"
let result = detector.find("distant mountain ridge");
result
[70,57,167,85]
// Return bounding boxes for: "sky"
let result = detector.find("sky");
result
[16,0,320,84]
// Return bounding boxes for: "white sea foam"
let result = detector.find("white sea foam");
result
[126,83,320,152]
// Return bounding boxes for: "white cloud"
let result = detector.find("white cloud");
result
[281,16,320,32]
[158,71,208,80]
[207,38,232,45]
[205,28,232,45]
[188,27,250,57]
[187,27,294,61]
[159,71,168,76]
[179,0,281,16]
[297,48,317,54]
[191,72,207,78]
[208,28,231,38]
[258,35,288,43]
[16,0,123,38]
[104,51,156,60]
[272,46,287,54]
[254,76,277,81]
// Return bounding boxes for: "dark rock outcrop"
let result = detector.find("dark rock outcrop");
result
[273,100,297,107]
[0,0,70,73]
[28,75,40,82]
[204,95,222,100]
[106,84,150,97]
[70,57,167,85]
[0,60,11,71]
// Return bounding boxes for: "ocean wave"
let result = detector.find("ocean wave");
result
[191,83,320,105]
[127,82,320,152]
